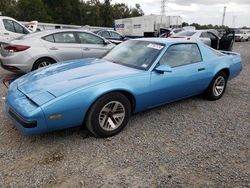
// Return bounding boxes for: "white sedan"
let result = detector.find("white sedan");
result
[171,30,234,51]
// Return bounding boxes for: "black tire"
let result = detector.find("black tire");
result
[205,71,228,100]
[32,58,56,70]
[86,92,131,138]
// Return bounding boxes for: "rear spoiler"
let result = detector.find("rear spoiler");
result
[2,76,18,88]
[220,50,240,56]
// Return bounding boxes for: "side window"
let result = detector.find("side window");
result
[13,21,27,34]
[3,19,15,33]
[159,44,202,67]
[99,31,111,38]
[77,32,104,44]
[53,32,77,43]
[43,35,55,42]
[207,32,217,40]
[110,31,123,39]
[200,32,208,38]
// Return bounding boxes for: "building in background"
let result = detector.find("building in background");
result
[115,15,182,37]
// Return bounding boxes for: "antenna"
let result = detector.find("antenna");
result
[161,0,167,16]
[222,6,227,26]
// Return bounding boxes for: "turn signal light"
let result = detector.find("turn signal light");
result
[49,114,62,120]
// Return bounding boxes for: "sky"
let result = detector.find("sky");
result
[108,0,250,27]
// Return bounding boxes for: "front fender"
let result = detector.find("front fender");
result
[41,73,150,131]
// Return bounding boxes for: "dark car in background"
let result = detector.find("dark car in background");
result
[93,30,127,45]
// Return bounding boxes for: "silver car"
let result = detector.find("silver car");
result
[0,29,115,73]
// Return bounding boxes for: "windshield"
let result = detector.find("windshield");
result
[103,40,165,70]
[175,31,196,36]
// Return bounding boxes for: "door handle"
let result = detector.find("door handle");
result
[4,33,9,35]
[83,47,90,51]
[49,47,58,50]
[198,68,206,72]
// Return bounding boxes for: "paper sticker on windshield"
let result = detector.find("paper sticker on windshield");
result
[147,43,164,50]
[142,64,148,68]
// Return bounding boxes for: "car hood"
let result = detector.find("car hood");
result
[16,58,142,104]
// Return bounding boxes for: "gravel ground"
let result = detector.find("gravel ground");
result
[0,42,249,188]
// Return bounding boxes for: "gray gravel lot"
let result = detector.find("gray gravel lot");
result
[0,42,249,188]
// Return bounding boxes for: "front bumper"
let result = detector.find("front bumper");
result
[8,108,37,128]
[4,85,49,135]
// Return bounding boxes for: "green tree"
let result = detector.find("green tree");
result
[101,0,113,27]
[131,4,144,17]
[112,3,131,19]
[16,0,51,22]
[0,0,145,27]
[0,0,18,18]
[80,0,102,26]
[182,22,189,27]
[42,0,80,24]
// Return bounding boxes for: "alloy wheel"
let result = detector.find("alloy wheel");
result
[98,101,125,131]
[38,61,52,68]
[213,76,226,97]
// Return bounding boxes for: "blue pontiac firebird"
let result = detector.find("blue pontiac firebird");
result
[5,38,242,137]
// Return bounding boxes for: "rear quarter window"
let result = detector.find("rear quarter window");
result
[42,35,55,42]
[208,46,224,56]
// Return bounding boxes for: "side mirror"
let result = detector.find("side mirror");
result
[104,39,110,45]
[155,64,172,73]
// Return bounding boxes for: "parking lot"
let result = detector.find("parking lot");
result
[0,41,249,187]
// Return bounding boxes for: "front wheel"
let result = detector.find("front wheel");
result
[86,92,131,138]
[205,72,227,100]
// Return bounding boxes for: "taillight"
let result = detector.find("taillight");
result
[4,45,30,53]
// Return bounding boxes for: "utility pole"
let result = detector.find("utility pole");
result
[222,6,227,26]
[161,0,167,16]
[232,16,236,28]
[160,0,167,35]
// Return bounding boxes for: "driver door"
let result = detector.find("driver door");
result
[149,43,209,107]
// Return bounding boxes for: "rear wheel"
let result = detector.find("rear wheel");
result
[32,58,56,70]
[205,72,227,100]
[86,92,131,138]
